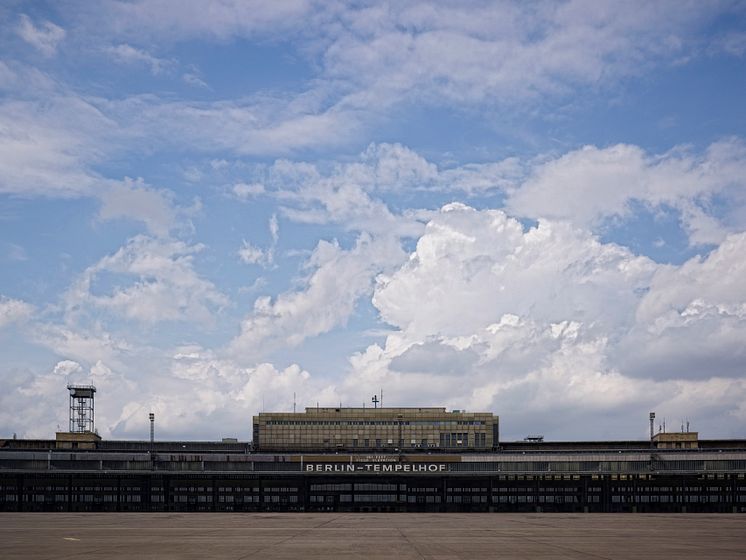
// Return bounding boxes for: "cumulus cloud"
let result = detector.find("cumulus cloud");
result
[616,232,746,380]
[247,139,746,249]
[0,339,334,439]
[506,139,746,244]
[17,14,65,57]
[374,203,655,337]
[339,204,746,439]
[66,235,228,325]
[107,349,332,439]
[52,359,84,378]
[259,139,743,246]
[2,2,745,444]
[229,233,406,360]
[2,357,137,438]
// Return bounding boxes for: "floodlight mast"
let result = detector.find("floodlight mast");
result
[67,385,96,433]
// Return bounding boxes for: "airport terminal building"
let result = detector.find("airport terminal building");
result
[1,403,745,513]
[253,407,499,452]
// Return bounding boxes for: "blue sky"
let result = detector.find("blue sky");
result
[2,0,746,441]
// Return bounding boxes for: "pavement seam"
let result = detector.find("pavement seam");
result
[234,514,343,560]
[397,527,428,560]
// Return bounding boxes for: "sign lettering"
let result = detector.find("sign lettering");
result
[304,463,447,473]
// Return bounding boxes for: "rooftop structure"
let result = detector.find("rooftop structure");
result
[652,431,699,449]
[253,407,499,452]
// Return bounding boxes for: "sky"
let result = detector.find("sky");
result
[1,0,746,442]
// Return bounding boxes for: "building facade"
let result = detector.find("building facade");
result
[253,407,499,452]
[1,406,745,513]
[1,443,745,513]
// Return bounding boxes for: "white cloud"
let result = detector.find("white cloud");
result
[66,236,228,325]
[182,72,208,88]
[0,96,108,198]
[0,296,34,328]
[237,241,266,265]
[182,65,209,88]
[229,233,406,361]
[237,215,280,266]
[0,93,187,235]
[2,357,137,438]
[17,14,65,57]
[374,203,655,337]
[359,143,439,189]
[101,0,314,41]
[616,232,746,380]
[33,324,132,369]
[260,139,746,246]
[97,177,181,237]
[102,94,360,156]
[107,348,333,439]
[49,1,731,159]
[259,152,428,237]
[52,359,84,378]
[506,139,746,244]
[232,182,265,199]
[0,339,335,439]
[0,65,186,236]
[1,325,295,439]
[83,2,722,112]
[320,1,715,109]
[106,44,174,75]
[269,214,279,243]
[338,203,746,439]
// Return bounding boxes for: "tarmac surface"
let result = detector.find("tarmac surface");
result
[1,512,745,559]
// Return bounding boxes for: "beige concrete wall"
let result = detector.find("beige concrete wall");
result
[652,432,699,449]
[55,431,101,450]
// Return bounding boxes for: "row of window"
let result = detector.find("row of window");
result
[268,437,488,448]
[264,420,487,426]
